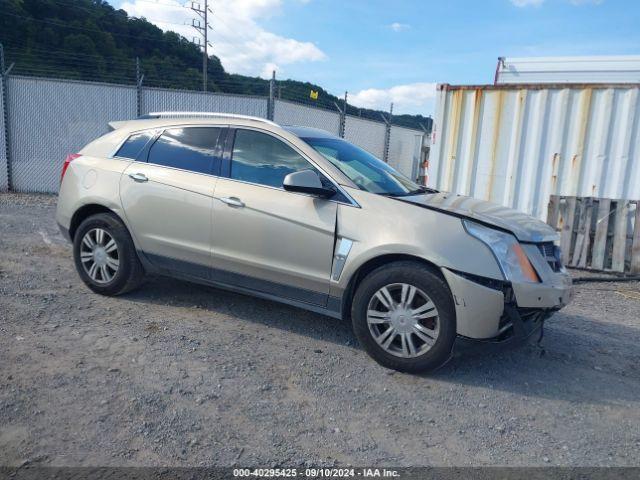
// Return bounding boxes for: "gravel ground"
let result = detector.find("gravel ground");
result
[1,193,639,468]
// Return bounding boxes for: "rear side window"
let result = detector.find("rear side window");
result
[231,129,314,188]
[148,127,222,175]
[115,131,154,159]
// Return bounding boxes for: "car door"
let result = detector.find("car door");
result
[211,128,337,306]
[119,126,224,278]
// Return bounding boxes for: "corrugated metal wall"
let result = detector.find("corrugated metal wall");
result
[142,88,268,118]
[274,99,340,136]
[7,76,136,193]
[344,115,387,161]
[430,84,640,219]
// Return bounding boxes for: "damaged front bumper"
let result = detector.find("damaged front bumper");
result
[441,267,573,347]
[453,304,552,355]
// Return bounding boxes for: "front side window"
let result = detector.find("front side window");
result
[299,137,424,197]
[148,127,222,175]
[231,129,315,188]
[115,131,154,160]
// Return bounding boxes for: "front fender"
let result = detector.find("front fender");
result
[331,190,503,298]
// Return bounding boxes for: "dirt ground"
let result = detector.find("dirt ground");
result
[1,193,639,468]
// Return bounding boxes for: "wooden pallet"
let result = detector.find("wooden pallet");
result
[547,196,640,273]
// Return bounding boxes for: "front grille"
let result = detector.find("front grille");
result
[537,242,562,272]
[538,242,555,258]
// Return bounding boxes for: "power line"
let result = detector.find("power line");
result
[119,0,193,9]
[0,11,198,47]
[42,0,190,17]
[12,0,194,28]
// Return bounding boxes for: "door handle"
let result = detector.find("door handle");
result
[219,196,245,208]
[128,172,148,183]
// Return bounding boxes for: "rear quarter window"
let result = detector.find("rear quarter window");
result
[147,127,222,175]
[115,131,155,160]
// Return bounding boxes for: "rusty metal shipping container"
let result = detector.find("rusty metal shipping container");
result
[429,83,640,220]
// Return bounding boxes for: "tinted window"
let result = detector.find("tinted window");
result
[300,136,424,197]
[115,131,154,160]
[231,129,314,188]
[148,127,222,175]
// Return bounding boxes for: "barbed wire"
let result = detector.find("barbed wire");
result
[1,50,426,125]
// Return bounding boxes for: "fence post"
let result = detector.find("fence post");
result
[339,91,347,138]
[1,43,14,191]
[268,70,276,121]
[333,91,347,138]
[136,57,144,117]
[381,102,393,163]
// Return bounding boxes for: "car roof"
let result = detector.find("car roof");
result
[282,126,341,139]
[108,115,276,134]
[108,114,342,142]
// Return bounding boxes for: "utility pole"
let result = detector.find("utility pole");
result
[268,70,276,121]
[191,1,212,92]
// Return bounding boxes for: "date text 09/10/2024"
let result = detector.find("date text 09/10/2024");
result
[232,468,400,478]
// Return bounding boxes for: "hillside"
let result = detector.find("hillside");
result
[0,0,431,130]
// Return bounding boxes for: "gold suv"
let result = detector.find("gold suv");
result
[56,113,573,373]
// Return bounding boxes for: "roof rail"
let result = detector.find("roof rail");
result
[138,112,279,127]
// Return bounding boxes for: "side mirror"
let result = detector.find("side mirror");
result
[283,170,336,198]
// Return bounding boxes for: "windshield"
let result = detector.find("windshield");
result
[299,136,425,196]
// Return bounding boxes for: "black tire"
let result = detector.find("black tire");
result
[73,212,144,296]
[351,261,456,374]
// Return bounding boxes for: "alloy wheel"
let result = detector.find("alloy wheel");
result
[79,228,120,284]
[366,283,440,358]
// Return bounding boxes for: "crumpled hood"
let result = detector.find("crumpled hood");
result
[402,192,558,243]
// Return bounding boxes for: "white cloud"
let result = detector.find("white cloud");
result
[510,0,544,6]
[349,83,437,115]
[120,0,326,78]
[388,22,410,32]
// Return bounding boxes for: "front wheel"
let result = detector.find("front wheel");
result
[351,261,456,373]
[73,212,144,296]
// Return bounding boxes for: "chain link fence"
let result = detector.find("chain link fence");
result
[344,115,387,160]
[6,76,137,193]
[142,87,269,118]
[0,75,426,193]
[274,100,341,136]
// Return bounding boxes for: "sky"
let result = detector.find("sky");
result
[107,0,640,115]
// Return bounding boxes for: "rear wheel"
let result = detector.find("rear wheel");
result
[73,213,144,296]
[351,261,456,373]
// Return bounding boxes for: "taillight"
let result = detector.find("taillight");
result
[61,153,81,184]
